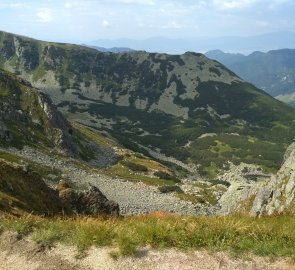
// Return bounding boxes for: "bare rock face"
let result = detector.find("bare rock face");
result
[57,181,120,216]
[76,185,120,216]
[37,92,77,155]
[250,142,295,216]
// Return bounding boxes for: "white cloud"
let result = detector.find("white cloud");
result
[268,0,291,9]
[0,2,27,9]
[255,20,270,27]
[65,3,72,8]
[162,21,183,29]
[36,8,53,23]
[101,19,110,28]
[212,0,259,10]
[102,0,155,5]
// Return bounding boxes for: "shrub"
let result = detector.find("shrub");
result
[154,171,181,183]
[158,185,183,193]
[121,161,148,172]
[208,179,231,187]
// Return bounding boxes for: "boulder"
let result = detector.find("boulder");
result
[77,185,119,216]
[57,181,119,217]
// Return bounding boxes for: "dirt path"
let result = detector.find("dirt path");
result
[0,231,294,270]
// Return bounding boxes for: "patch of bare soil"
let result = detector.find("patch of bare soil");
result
[0,231,294,270]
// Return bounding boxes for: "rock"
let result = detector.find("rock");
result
[250,187,273,216]
[250,142,295,216]
[37,92,78,155]
[57,181,119,217]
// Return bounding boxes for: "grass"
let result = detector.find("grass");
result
[1,213,295,259]
[0,151,23,164]
[0,150,62,182]
[72,122,117,148]
[202,162,219,179]
[101,163,176,186]
[100,153,177,187]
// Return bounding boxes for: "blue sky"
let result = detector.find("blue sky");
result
[1,0,295,43]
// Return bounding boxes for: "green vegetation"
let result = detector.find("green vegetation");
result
[208,179,231,188]
[120,160,148,172]
[1,32,295,177]
[101,163,176,187]
[158,185,183,193]
[206,49,295,99]
[154,171,180,183]
[0,151,62,183]
[1,214,295,259]
[0,159,62,215]
[72,122,117,148]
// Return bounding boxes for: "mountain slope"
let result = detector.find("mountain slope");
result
[0,68,117,166]
[0,156,63,216]
[206,49,295,106]
[1,31,295,176]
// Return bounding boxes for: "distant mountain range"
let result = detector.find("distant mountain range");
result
[89,31,295,54]
[84,45,133,53]
[205,49,295,107]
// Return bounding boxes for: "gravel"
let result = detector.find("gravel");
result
[1,146,216,216]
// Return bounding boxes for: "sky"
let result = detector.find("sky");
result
[0,0,295,44]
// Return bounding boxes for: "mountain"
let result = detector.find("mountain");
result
[0,68,120,216]
[85,45,134,53]
[0,69,76,153]
[205,49,295,107]
[205,50,246,66]
[0,68,117,166]
[89,31,295,54]
[1,31,295,177]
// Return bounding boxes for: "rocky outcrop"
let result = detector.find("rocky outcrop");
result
[57,181,119,216]
[0,69,117,167]
[37,92,77,154]
[250,142,295,216]
[0,69,76,154]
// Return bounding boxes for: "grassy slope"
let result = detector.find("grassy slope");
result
[1,213,295,259]
[74,122,181,187]
[0,69,54,149]
[0,155,62,216]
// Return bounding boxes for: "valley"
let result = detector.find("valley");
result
[0,30,295,269]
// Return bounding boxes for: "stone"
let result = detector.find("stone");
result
[249,142,295,216]
[57,181,119,217]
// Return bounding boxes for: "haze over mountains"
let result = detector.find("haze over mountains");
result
[206,49,295,107]
[89,31,295,54]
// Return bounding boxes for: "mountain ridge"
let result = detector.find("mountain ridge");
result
[1,30,295,176]
[89,31,295,54]
[206,49,295,106]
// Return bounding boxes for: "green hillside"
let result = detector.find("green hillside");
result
[206,49,295,105]
[1,31,295,176]
[0,68,117,166]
